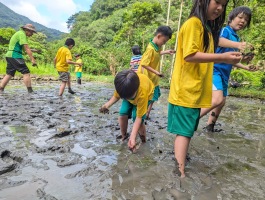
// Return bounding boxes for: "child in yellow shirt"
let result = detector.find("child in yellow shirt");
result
[138,26,175,119]
[100,70,154,152]
[168,0,242,177]
[74,53,83,84]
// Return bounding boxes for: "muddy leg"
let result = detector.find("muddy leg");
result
[118,115,128,141]
[146,102,154,119]
[138,123,146,143]
[0,74,12,91]
[174,135,191,178]
[207,97,226,126]
[59,81,67,96]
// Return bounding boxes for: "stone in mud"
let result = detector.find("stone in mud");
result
[0,150,17,175]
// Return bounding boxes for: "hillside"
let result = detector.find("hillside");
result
[0,2,64,41]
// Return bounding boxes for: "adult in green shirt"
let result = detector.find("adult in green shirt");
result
[0,24,37,93]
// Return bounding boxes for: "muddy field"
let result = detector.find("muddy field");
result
[0,81,265,200]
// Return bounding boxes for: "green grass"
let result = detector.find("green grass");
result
[1,60,265,99]
[0,60,114,83]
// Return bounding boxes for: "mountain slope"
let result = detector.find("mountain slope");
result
[0,2,64,40]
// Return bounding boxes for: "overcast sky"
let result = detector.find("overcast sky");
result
[0,0,94,32]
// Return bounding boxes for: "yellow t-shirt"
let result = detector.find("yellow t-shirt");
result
[138,43,161,86]
[55,46,72,72]
[75,58,82,72]
[114,73,154,118]
[168,17,214,108]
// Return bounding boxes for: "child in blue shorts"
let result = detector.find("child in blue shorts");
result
[100,70,154,152]
[200,6,257,131]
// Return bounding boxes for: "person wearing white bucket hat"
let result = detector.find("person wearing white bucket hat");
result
[0,24,37,93]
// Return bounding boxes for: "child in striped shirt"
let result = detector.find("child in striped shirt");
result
[130,45,142,72]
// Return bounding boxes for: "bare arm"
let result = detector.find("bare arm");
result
[219,38,246,50]
[185,51,242,64]
[233,63,257,71]
[99,96,120,113]
[128,117,142,150]
[160,50,176,55]
[53,57,57,68]
[24,44,36,64]
[66,59,82,66]
[141,65,163,77]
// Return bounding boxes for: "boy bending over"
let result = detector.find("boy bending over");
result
[100,70,154,151]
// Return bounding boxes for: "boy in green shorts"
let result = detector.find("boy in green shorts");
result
[99,70,154,151]
[138,26,175,119]
[74,53,82,85]
[54,38,82,96]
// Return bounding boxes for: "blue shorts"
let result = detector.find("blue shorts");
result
[212,74,228,97]
[152,86,161,102]
[119,99,151,122]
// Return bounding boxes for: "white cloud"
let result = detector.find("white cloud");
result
[0,0,80,32]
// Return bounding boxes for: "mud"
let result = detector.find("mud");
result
[0,81,264,200]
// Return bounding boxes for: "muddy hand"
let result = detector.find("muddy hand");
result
[248,64,258,71]
[99,106,109,114]
[157,72,164,78]
[128,138,136,153]
[32,63,38,68]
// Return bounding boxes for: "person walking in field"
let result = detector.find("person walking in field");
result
[0,24,37,93]
[54,38,82,96]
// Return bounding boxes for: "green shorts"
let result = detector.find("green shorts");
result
[76,72,82,78]
[167,103,200,138]
[152,86,161,102]
[119,99,151,122]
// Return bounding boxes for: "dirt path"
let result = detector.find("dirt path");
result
[0,81,264,199]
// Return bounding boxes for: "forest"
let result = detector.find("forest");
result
[0,0,264,91]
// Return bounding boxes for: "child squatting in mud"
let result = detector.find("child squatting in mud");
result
[99,70,154,152]
[167,0,242,178]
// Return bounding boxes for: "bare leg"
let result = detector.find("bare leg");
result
[23,73,34,93]
[0,74,13,90]
[146,102,154,119]
[207,97,226,125]
[67,76,71,89]
[59,81,67,96]
[119,115,128,140]
[200,90,224,118]
[174,135,191,178]
[138,123,146,143]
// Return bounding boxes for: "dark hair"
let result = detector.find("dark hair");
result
[228,6,252,28]
[155,26,173,39]
[131,45,141,55]
[189,0,229,51]
[65,38,75,46]
[75,53,80,57]
[114,70,140,99]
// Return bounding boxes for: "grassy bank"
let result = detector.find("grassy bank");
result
[0,60,114,83]
[1,61,265,99]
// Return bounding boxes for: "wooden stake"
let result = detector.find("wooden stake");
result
[160,0,171,72]
[169,0,184,82]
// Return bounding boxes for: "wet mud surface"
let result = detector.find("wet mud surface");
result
[0,81,265,200]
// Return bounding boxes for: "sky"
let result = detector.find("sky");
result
[0,0,94,32]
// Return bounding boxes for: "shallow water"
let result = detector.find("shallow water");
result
[0,81,264,200]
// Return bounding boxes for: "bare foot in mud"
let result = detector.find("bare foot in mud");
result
[116,133,129,142]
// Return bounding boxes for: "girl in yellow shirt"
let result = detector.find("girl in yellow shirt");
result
[168,0,242,178]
